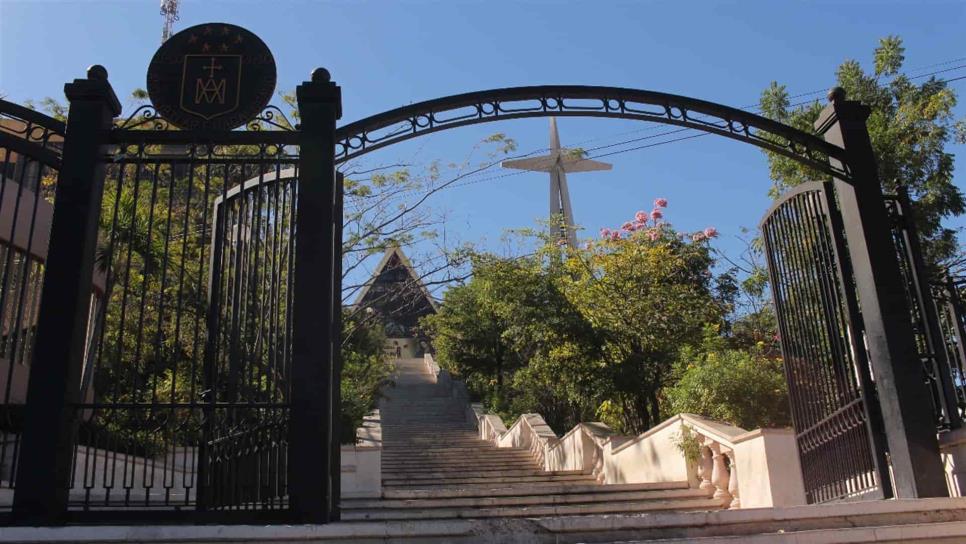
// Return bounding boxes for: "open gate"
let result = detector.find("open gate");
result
[761,181,892,503]
[2,24,952,521]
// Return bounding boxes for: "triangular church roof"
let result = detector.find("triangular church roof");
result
[352,245,438,311]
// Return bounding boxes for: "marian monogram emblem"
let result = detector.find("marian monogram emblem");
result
[147,23,276,130]
[181,54,241,119]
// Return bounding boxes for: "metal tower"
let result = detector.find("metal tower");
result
[502,118,612,247]
[160,0,180,43]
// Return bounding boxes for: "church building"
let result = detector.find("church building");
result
[352,246,437,359]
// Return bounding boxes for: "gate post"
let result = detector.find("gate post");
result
[291,68,342,522]
[329,173,344,521]
[12,65,120,522]
[815,87,947,498]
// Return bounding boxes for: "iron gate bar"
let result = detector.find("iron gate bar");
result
[329,172,344,520]
[0,98,66,146]
[0,133,61,170]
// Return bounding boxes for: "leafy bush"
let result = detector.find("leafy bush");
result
[666,329,790,430]
[340,317,391,444]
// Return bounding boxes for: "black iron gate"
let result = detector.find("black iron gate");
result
[60,129,302,516]
[204,166,298,509]
[0,100,79,514]
[761,181,892,503]
[1,32,954,522]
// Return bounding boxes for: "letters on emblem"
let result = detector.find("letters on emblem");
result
[196,57,226,104]
[180,54,242,120]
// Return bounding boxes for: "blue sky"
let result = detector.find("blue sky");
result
[2,0,965,292]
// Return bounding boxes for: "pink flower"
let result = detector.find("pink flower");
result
[691,232,706,242]
[600,228,611,239]
[634,211,648,223]
[653,198,668,208]
[647,229,660,241]
[651,209,663,221]
[622,221,636,232]
[610,231,621,241]
[703,227,718,238]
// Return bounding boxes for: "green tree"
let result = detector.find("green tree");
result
[425,202,731,434]
[759,35,965,268]
[666,327,790,429]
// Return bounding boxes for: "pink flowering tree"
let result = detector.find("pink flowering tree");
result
[558,199,730,432]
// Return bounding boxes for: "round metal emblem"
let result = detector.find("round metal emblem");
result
[146,23,276,131]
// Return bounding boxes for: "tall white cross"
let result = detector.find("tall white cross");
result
[502,118,612,247]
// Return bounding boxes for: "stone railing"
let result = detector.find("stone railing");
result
[421,354,807,509]
[490,411,804,509]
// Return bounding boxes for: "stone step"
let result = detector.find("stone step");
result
[381,452,534,462]
[382,444,493,450]
[381,468,586,480]
[380,445,505,453]
[10,498,965,543]
[382,474,597,487]
[381,447,529,455]
[344,487,709,510]
[380,460,538,471]
[341,496,727,521]
[381,481,688,500]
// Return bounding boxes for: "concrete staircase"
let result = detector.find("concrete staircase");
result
[341,358,725,522]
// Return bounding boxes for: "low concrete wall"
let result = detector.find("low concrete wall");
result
[941,427,966,497]
[732,428,806,508]
[604,416,691,485]
[340,445,381,498]
[343,409,382,498]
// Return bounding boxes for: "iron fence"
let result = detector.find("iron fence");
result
[886,190,966,431]
[67,135,299,513]
[0,101,66,511]
[761,182,891,504]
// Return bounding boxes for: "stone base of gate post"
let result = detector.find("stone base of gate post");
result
[939,428,966,497]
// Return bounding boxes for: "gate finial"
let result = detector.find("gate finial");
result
[828,86,846,103]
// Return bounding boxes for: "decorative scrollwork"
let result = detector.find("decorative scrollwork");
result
[107,138,297,163]
[332,85,850,180]
[115,105,171,131]
[0,98,66,151]
[246,105,297,132]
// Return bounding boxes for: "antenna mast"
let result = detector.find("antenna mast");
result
[160,0,180,43]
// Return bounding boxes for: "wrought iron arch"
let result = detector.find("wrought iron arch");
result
[333,85,849,180]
